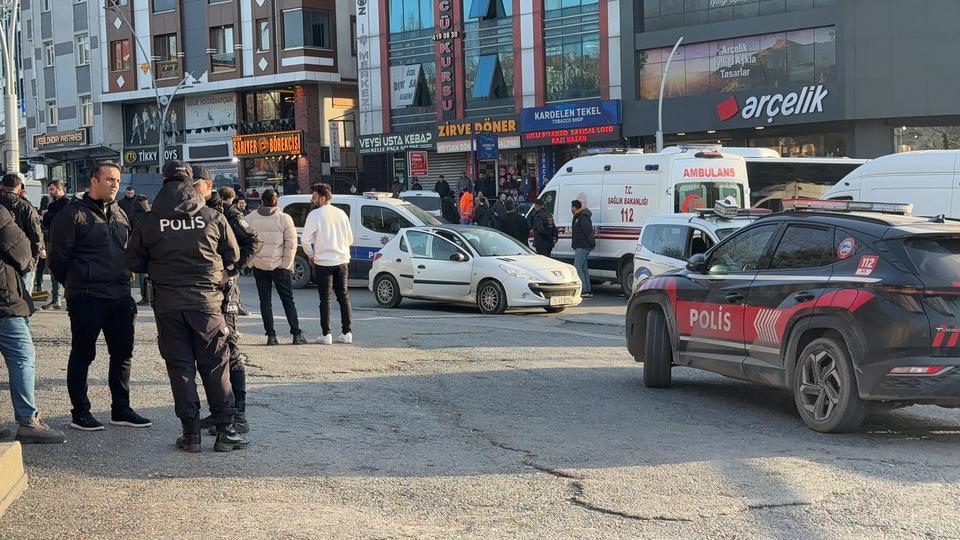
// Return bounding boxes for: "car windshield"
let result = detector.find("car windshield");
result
[456,228,532,257]
[715,228,740,241]
[396,202,441,225]
[403,196,441,212]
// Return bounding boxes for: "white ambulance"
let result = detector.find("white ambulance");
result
[537,146,751,295]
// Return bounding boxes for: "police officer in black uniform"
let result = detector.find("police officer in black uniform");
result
[126,161,246,453]
[191,165,263,435]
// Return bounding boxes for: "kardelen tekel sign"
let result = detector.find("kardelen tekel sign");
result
[520,99,622,147]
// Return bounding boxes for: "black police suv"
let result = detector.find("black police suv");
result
[626,201,960,432]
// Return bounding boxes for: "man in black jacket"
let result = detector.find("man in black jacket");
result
[498,200,530,245]
[528,199,558,257]
[127,161,246,453]
[440,193,460,224]
[39,180,68,309]
[0,173,42,293]
[433,174,451,199]
[118,186,152,304]
[193,167,265,435]
[571,199,596,298]
[50,162,152,432]
[0,206,66,444]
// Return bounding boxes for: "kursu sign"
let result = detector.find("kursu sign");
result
[232,131,303,158]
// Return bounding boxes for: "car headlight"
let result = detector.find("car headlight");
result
[499,264,535,280]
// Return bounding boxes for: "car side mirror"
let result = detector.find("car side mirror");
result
[450,252,467,262]
[686,253,707,273]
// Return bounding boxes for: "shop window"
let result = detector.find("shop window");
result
[468,0,506,19]
[210,25,236,73]
[282,9,331,49]
[471,54,508,100]
[895,126,960,153]
[153,0,175,12]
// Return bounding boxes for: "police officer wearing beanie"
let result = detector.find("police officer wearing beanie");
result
[126,160,247,453]
[191,165,263,436]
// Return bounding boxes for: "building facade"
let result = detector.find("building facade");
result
[95,0,362,195]
[621,0,960,158]
[356,0,623,194]
[21,0,122,191]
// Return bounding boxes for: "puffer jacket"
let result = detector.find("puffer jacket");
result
[0,206,33,318]
[0,189,42,267]
[245,206,297,271]
[571,208,596,250]
[126,179,239,313]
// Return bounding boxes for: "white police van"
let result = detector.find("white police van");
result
[279,192,441,288]
[633,201,770,290]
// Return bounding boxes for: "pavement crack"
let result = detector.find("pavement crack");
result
[744,501,812,511]
[568,481,692,523]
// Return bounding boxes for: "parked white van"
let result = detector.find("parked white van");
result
[822,150,960,216]
[537,146,751,295]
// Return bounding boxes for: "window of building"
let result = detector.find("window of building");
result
[26,24,32,42]
[256,19,270,52]
[80,96,94,127]
[350,16,357,56]
[389,0,434,33]
[471,54,508,100]
[543,1,600,102]
[153,33,179,79]
[467,0,506,19]
[75,33,90,66]
[638,26,837,100]
[641,0,837,32]
[41,0,51,12]
[110,39,131,71]
[46,100,58,126]
[107,0,128,5]
[462,1,513,110]
[895,126,960,153]
[153,0,175,12]
[43,40,54,67]
[769,225,834,270]
[209,25,236,73]
[282,9,332,49]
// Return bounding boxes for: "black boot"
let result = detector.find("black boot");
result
[176,420,201,453]
[208,402,248,435]
[214,425,249,452]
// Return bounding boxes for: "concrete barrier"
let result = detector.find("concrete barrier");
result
[0,442,27,518]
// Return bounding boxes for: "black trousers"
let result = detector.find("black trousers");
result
[534,244,553,257]
[315,264,352,336]
[155,309,235,429]
[66,296,135,416]
[222,312,246,410]
[253,268,302,337]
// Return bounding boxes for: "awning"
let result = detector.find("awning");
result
[28,145,121,163]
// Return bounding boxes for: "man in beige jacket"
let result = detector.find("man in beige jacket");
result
[245,189,306,345]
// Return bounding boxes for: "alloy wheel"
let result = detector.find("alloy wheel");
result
[798,350,843,422]
[376,278,394,304]
[480,285,499,312]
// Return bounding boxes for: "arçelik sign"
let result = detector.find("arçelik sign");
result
[717,84,829,124]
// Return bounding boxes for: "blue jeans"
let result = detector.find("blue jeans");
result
[574,248,592,294]
[0,317,38,422]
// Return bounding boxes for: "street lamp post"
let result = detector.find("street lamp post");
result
[0,0,21,174]
[105,3,194,169]
[655,36,683,153]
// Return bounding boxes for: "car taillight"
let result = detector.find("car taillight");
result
[924,296,956,317]
[877,285,924,314]
[888,366,950,375]
[878,285,960,315]
[373,253,383,262]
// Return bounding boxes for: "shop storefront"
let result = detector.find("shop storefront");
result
[183,93,239,188]
[121,100,186,174]
[519,99,623,188]
[357,129,436,190]
[33,128,119,192]
[232,131,304,193]
[434,117,533,196]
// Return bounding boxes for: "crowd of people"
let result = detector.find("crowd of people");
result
[0,164,355,452]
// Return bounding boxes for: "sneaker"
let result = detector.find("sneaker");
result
[41,300,62,310]
[266,335,280,346]
[0,426,11,439]
[335,332,353,344]
[316,334,333,345]
[110,409,152,428]
[581,292,593,298]
[17,416,66,444]
[238,308,251,316]
[292,333,307,345]
[176,433,201,453]
[70,412,105,431]
[214,426,250,452]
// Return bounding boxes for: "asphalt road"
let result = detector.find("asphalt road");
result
[1,277,959,538]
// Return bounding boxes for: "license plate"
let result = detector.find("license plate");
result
[550,296,574,306]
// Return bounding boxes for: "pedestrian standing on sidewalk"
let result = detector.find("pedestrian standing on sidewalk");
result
[0,205,65,444]
[571,199,596,298]
[39,181,69,309]
[118,186,152,305]
[126,160,246,453]
[0,173,42,294]
[301,183,354,345]
[528,199,558,257]
[245,188,306,346]
[498,200,530,244]
[48,162,152,431]
[194,169,263,436]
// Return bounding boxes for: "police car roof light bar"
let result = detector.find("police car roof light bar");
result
[783,199,913,216]
[364,191,395,200]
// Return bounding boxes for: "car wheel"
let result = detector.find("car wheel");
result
[793,337,868,433]
[477,280,507,315]
[643,308,672,388]
[374,274,402,308]
[619,259,634,297]
[544,306,566,313]
[291,255,311,289]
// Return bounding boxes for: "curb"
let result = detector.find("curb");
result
[0,442,27,518]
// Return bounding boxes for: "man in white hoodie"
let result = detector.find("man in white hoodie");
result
[301,183,354,344]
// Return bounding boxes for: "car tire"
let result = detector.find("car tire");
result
[793,336,868,433]
[643,308,672,388]
[373,274,402,308]
[477,280,507,315]
[291,255,311,289]
[619,259,634,297]
[544,306,566,313]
